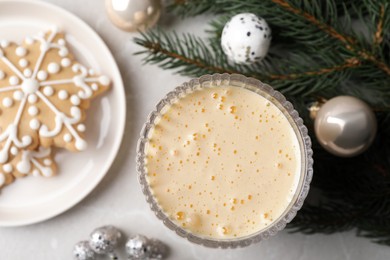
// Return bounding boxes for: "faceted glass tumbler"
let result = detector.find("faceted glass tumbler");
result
[136,74,313,248]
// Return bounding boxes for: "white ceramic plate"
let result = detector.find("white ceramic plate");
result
[0,0,126,226]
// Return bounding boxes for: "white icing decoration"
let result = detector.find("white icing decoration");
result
[61,58,71,67]
[0,173,5,186]
[19,59,29,68]
[77,124,86,132]
[23,68,32,77]
[0,40,9,48]
[47,62,60,74]
[70,95,80,105]
[25,37,34,45]
[16,148,53,177]
[2,97,13,108]
[0,30,96,157]
[32,169,40,177]
[28,94,38,104]
[43,86,54,96]
[57,39,65,46]
[75,139,87,150]
[59,48,69,57]
[0,70,5,80]
[58,90,68,100]
[37,70,48,81]
[0,97,33,163]
[88,69,95,76]
[9,76,19,86]
[17,158,31,174]
[43,159,52,166]
[99,75,110,86]
[3,164,12,173]
[22,79,39,94]
[63,133,72,142]
[91,83,98,91]
[13,91,24,101]
[10,146,18,155]
[29,119,40,130]
[28,106,39,116]
[15,47,27,57]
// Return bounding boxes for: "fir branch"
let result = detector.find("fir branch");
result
[373,5,385,48]
[134,0,390,245]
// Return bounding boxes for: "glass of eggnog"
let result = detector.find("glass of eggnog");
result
[137,74,313,248]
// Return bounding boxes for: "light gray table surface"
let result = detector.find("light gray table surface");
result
[0,0,389,259]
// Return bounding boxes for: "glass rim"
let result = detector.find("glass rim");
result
[136,73,313,248]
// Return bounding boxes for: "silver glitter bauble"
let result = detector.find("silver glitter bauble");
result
[105,0,161,32]
[73,241,96,260]
[89,225,122,255]
[126,235,168,260]
[147,239,168,259]
[314,96,377,157]
[126,234,149,259]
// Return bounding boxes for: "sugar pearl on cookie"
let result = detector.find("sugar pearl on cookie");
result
[0,70,5,80]
[19,59,29,68]
[28,94,38,104]
[63,133,72,142]
[77,124,86,132]
[13,91,24,101]
[37,70,48,81]
[43,86,54,96]
[59,48,69,57]
[99,75,110,86]
[25,37,34,45]
[61,58,71,67]
[58,90,69,100]
[9,76,19,86]
[3,164,13,173]
[23,68,32,77]
[28,106,39,116]
[0,40,9,48]
[57,39,65,46]
[91,83,98,91]
[70,95,80,105]
[10,147,18,155]
[32,169,40,177]
[48,62,60,74]
[15,46,27,57]
[44,159,52,166]
[2,97,13,108]
[29,119,40,130]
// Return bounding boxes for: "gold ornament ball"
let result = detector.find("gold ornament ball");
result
[314,96,377,157]
[106,0,161,32]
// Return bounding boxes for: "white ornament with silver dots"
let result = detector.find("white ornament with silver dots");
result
[221,13,272,64]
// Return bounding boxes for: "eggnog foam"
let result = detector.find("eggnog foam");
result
[145,86,301,239]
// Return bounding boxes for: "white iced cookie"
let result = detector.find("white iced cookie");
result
[0,29,111,163]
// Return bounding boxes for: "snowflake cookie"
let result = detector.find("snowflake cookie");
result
[0,28,111,164]
[0,147,56,190]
